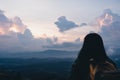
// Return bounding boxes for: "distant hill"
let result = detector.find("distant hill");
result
[0,48,120,60]
[0,50,78,58]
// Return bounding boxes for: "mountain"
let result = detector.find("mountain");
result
[0,50,78,58]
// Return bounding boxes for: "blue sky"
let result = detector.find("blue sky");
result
[0,0,120,53]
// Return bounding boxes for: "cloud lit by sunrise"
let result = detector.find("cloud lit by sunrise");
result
[9,24,26,33]
[0,28,5,34]
[98,13,113,27]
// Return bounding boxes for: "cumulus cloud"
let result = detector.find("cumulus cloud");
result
[10,16,27,33]
[0,9,39,52]
[55,16,78,32]
[17,29,33,45]
[0,34,24,52]
[0,10,10,24]
[0,10,12,34]
[0,31,57,52]
[0,9,26,35]
[97,9,120,42]
[94,9,120,55]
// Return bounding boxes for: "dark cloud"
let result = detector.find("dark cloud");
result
[55,16,78,32]
[44,39,82,51]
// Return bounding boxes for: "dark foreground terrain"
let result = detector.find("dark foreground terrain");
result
[0,54,119,80]
[0,58,75,80]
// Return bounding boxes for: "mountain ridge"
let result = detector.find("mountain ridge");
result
[0,50,78,58]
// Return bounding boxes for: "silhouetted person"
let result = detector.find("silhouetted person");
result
[69,33,117,80]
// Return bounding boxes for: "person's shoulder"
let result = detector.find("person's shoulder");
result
[94,61,117,80]
[98,61,117,72]
[105,61,116,69]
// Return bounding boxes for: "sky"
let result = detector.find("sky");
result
[0,0,120,53]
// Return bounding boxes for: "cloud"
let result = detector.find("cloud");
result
[80,23,87,27]
[53,37,58,43]
[75,38,80,43]
[52,9,120,54]
[55,16,78,32]
[0,32,57,52]
[44,38,82,51]
[0,9,38,52]
[10,16,27,33]
[0,8,120,53]
[94,9,120,55]
[17,29,33,45]
[0,10,10,23]
[0,9,57,52]
[0,9,26,35]
[0,10,12,34]
[97,9,120,42]
[0,34,23,52]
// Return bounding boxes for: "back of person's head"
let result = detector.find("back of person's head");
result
[69,33,117,80]
[79,33,107,62]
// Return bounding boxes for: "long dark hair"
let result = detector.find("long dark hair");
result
[70,33,115,80]
[78,33,107,62]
